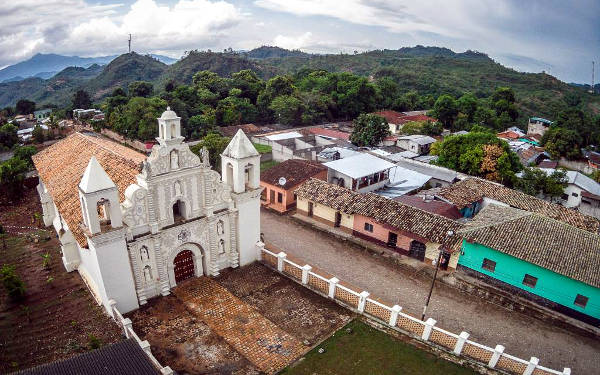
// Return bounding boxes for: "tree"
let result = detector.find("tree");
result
[12,146,37,167]
[350,114,389,147]
[268,95,303,125]
[432,130,522,184]
[16,99,35,115]
[72,90,91,109]
[0,123,18,151]
[188,112,217,139]
[433,95,458,129]
[375,77,400,109]
[190,132,231,171]
[0,157,28,200]
[541,127,582,159]
[109,97,167,140]
[32,125,45,143]
[516,167,567,203]
[457,93,478,122]
[128,81,154,98]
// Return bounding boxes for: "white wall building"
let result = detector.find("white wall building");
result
[323,153,395,193]
[34,108,262,314]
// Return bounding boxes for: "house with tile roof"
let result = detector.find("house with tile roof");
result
[294,178,463,270]
[260,159,327,212]
[33,108,262,314]
[458,204,600,325]
[422,177,600,232]
[373,110,438,135]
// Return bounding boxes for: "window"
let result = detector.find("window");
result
[277,192,283,203]
[364,223,374,232]
[571,192,579,197]
[561,193,569,201]
[574,294,589,308]
[522,274,537,288]
[482,258,496,272]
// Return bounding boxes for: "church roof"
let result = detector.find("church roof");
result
[32,132,145,247]
[222,129,259,159]
[79,156,116,193]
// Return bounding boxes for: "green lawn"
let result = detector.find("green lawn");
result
[260,159,279,172]
[281,320,477,375]
[253,143,272,154]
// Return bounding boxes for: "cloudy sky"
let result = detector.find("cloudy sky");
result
[1,0,598,83]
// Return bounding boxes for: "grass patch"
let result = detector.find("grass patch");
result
[260,160,279,172]
[281,320,477,375]
[253,143,272,154]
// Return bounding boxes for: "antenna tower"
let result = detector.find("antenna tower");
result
[592,61,595,95]
[128,34,132,53]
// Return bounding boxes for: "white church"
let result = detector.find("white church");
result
[32,108,262,313]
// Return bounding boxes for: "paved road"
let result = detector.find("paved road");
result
[261,210,600,374]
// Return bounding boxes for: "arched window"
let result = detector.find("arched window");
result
[140,246,149,261]
[96,198,111,226]
[143,265,153,284]
[170,150,179,170]
[173,200,186,222]
[226,163,234,186]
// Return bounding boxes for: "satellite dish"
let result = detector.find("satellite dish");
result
[278,177,287,186]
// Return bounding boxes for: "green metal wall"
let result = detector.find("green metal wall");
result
[459,240,600,320]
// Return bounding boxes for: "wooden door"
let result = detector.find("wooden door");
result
[174,250,194,283]
[308,202,313,217]
[387,232,398,247]
[334,212,341,227]
[408,241,426,261]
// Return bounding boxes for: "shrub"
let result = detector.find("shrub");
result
[0,264,26,301]
[88,334,101,350]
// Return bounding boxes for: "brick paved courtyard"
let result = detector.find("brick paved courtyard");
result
[128,264,351,374]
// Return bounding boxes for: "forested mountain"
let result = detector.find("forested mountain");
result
[0,53,117,83]
[83,53,168,100]
[1,46,598,121]
[0,64,104,109]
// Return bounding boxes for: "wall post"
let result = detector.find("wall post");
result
[301,265,312,284]
[389,305,402,326]
[488,345,505,368]
[562,369,571,375]
[255,241,265,261]
[453,331,470,355]
[277,252,287,272]
[140,340,152,356]
[523,357,539,375]
[422,318,436,341]
[328,277,339,299]
[357,291,369,312]
[122,318,133,339]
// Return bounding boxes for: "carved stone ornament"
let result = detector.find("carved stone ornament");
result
[177,228,190,242]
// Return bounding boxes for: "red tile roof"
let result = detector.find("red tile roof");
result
[308,127,351,141]
[220,124,261,137]
[260,159,327,190]
[497,131,522,140]
[395,195,462,220]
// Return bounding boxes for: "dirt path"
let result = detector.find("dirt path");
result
[261,209,600,374]
[173,277,305,375]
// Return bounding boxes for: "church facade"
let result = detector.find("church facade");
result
[33,108,262,314]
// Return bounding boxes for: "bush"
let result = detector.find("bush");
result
[1,264,26,301]
[88,334,101,350]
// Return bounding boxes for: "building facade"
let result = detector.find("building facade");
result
[34,108,262,314]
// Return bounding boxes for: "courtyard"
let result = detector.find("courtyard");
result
[127,263,352,374]
[261,209,600,374]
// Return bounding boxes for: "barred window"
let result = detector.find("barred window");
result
[522,274,537,288]
[482,258,496,272]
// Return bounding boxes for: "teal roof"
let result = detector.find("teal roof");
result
[529,117,553,125]
[519,137,540,146]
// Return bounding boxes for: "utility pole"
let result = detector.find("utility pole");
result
[128,34,132,53]
[421,230,454,321]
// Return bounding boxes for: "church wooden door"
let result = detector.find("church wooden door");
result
[174,250,194,283]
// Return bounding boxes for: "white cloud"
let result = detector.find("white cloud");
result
[273,32,313,50]
[0,0,243,66]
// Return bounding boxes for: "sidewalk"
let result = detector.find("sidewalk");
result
[261,209,600,374]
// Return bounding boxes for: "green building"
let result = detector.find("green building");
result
[458,205,600,325]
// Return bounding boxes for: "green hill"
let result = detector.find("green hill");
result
[83,52,167,100]
[0,46,598,121]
